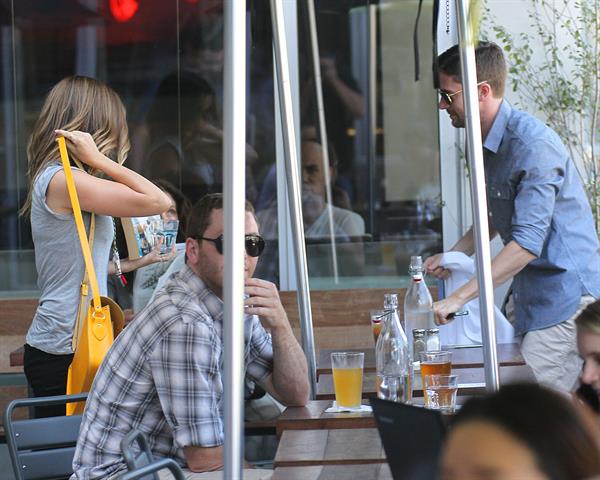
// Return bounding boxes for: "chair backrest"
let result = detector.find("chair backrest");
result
[120,458,186,480]
[3,393,88,480]
[120,430,159,480]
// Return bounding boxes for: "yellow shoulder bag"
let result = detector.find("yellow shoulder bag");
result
[57,136,124,415]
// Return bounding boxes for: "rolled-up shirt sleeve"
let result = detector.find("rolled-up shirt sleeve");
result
[511,140,565,257]
[149,321,223,450]
[245,316,273,384]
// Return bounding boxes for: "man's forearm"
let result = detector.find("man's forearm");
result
[270,323,310,406]
[450,227,475,256]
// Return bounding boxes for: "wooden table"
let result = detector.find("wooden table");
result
[276,400,376,436]
[277,397,473,436]
[272,464,393,480]
[317,343,524,377]
[316,364,535,400]
[274,428,386,467]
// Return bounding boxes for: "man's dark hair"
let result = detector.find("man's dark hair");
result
[301,138,339,169]
[185,193,256,239]
[437,41,507,98]
[452,383,600,480]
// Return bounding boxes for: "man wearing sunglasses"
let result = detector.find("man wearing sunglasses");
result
[72,194,309,479]
[424,41,600,393]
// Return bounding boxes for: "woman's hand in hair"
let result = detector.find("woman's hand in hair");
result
[55,129,106,170]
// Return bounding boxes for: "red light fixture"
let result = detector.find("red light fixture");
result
[109,0,139,23]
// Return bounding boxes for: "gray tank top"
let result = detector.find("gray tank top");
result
[26,163,112,355]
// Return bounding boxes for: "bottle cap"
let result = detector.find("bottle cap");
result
[413,329,426,338]
[426,328,440,334]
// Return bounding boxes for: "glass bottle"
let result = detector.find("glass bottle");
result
[404,256,435,362]
[376,293,411,403]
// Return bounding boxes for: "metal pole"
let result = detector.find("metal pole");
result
[223,1,246,478]
[454,0,499,391]
[306,0,339,281]
[367,4,377,236]
[271,0,318,398]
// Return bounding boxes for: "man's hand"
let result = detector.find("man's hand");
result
[433,296,465,325]
[424,253,451,280]
[244,278,287,332]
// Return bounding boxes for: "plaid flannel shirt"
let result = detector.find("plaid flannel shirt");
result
[71,264,273,479]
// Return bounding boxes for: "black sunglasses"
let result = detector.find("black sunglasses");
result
[197,234,265,257]
[438,80,488,105]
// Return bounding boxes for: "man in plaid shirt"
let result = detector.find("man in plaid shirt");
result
[71,194,310,479]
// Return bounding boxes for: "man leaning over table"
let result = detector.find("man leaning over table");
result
[424,41,600,392]
[71,193,310,479]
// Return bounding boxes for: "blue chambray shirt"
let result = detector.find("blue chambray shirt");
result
[483,100,600,336]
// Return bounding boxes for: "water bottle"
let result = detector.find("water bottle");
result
[404,256,435,362]
[376,293,411,403]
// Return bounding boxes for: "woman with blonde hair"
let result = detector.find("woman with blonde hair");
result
[22,76,170,417]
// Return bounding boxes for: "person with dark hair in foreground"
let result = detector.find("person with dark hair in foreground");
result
[71,193,309,479]
[576,299,600,413]
[440,383,600,480]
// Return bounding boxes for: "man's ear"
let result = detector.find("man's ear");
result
[479,82,492,101]
[185,237,199,264]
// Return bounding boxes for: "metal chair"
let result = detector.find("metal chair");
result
[119,459,186,480]
[120,429,185,480]
[120,429,159,480]
[4,393,88,480]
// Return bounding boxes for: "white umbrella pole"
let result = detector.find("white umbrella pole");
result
[454,0,499,391]
[223,2,247,478]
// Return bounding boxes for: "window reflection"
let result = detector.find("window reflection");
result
[291,1,442,288]
[0,0,442,295]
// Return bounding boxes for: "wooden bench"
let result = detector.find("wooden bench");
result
[280,287,437,351]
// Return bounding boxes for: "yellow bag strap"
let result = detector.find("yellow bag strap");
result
[57,137,102,313]
[71,213,95,351]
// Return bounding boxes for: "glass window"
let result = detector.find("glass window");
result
[0,0,442,297]
[0,1,277,298]
[255,1,442,290]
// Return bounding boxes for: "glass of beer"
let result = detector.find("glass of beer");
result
[370,310,386,344]
[419,351,452,401]
[423,374,458,414]
[331,351,364,409]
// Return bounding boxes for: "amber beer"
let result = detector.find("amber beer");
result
[420,360,452,377]
[419,351,452,400]
[372,321,383,343]
[331,352,364,408]
[370,310,386,345]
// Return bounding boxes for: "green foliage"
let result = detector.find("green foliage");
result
[483,0,600,234]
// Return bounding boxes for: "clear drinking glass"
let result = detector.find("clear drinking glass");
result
[160,219,179,254]
[423,374,458,414]
[419,350,452,402]
[331,351,364,408]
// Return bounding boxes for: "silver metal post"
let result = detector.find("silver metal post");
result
[367,5,377,235]
[271,0,318,398]
[306,0,339,281]
[223,1,247,478]
[454,0,499,391]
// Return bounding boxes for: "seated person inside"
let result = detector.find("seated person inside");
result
[71,193,310,479]
[256,138,365,282]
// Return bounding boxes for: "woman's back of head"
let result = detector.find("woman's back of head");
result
[23,75,129,215]
[442,383,600,480]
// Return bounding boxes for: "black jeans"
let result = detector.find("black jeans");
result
[23,343,73,418]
